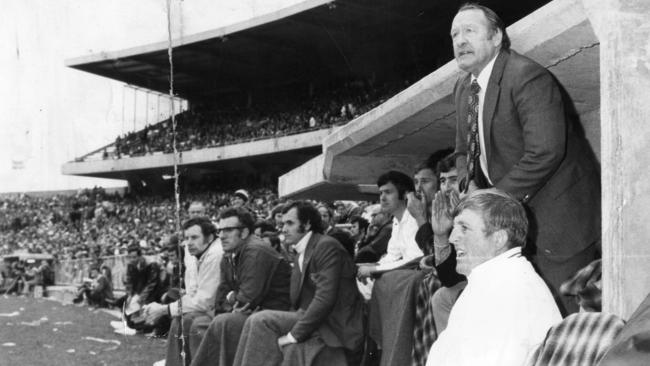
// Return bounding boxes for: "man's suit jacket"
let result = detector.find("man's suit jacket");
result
[289,233,364,352]
[454,49,600,259]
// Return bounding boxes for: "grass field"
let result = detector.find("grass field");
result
[0,295,166,366]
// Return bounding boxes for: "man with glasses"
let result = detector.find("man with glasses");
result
[191,207,292,366]
[145,216,223,366]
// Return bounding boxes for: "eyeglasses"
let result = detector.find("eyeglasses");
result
[216,226,244,234]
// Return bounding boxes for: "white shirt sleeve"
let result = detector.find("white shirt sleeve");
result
[169,243,222,316]
[377,211,422,270]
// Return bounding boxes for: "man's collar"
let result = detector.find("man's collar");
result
[293,231,313,255]
[473,52,499,89]
[195,238,217,260]
[469,246,522,278]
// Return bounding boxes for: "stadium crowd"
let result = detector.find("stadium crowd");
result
[4,4,649,366]
[110,80,404,159]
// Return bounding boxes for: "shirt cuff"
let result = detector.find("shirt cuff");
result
[286,332,297,343]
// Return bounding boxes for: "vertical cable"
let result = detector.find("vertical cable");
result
[166,0,186,364]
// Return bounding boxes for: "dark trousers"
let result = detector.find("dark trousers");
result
[190,312,249,366]
[165,312,212,366]
[533,242,599,315]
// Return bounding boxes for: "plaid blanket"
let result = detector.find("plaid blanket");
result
[526,312,624,366]
[412,272,440,366]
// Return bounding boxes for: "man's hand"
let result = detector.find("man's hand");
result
[431,190,459,236]
[356,264,377,279]
[277,334,297,348]
[406,192,428,227]
[419,255,435,272]
[143,302,167,325]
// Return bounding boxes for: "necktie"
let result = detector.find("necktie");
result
[466,80,481,191]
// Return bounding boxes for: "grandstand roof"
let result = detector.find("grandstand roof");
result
[65,0,549,101]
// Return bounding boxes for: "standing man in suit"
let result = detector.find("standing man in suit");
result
[451,3,600,314]
[233,201,364,366]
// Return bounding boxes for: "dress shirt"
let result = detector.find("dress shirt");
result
[169,238,223,316]
[293,231,312,272]
[376,209,423,271]
[426,247,561,366]
[474,54,498,185]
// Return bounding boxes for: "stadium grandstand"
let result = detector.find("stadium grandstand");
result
[3,0,650,364]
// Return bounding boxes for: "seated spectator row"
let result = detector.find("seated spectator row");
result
[93,80,406,160]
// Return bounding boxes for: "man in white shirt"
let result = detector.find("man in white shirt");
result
[426,189,561,366]
[145,216,223,366]
[357,170,424,365]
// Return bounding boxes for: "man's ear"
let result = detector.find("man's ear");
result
[490,28,503,48]
[240,227,250,239]
[491,229,509,251]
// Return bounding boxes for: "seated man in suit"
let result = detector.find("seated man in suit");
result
[233,200,364,366]
[426,189,561,366]
[190,207,292,366]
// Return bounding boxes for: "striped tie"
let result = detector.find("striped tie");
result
[466,80,481,192]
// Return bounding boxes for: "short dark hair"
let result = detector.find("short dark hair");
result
[454,189,528,248]
[415,148,454,175]
[377,170,415,199]
[350,215,369,232]
[316,203,334,222]
[436,152,458,175]
[270,203,285,217]
[254,219,276,233]
[219,207,255,232]
[458,3,511,50]
[127,243,142,256]
[182,216,217,239]
[282,200,324,234]
[261,231,282,252]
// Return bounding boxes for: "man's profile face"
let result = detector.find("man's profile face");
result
[451,9,502,76]
[414,168,438,203]
[188,204,206,219]
[350,222,360,237]
[449,208,497,275]
[184,225,210,256]
[218,216,245,253]
[440,168,460,194]
[379,182,402,215]
[281,207,308,246]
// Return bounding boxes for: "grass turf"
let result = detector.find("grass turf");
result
[0,295,166,366]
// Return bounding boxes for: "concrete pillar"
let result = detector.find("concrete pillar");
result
[583,0,650,318]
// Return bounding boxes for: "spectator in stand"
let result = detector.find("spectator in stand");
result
[357,171,424,366]
[410,151,463,366]
[317,203,354,257]
[354,205,392,264]
[231,190,249,209]
[190,207,292,366]
[146,217,223,366]
[232,201,364,366]
[349,215,369,252]
[269,204,285,232]
[426,189,561,366]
